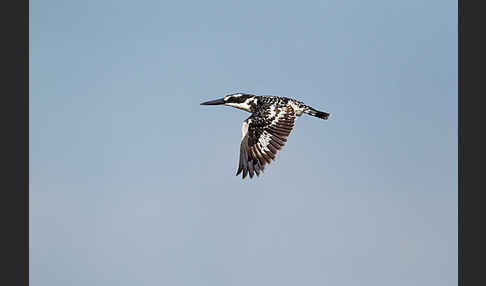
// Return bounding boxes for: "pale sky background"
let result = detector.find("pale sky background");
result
[30,1,457,285]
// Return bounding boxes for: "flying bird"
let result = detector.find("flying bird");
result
[201,93,330,179]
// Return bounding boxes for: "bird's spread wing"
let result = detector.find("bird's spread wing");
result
[236,105,296,179]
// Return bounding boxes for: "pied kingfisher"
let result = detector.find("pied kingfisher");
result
[201,93,330,179]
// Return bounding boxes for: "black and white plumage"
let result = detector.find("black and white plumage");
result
[201,93,330,179]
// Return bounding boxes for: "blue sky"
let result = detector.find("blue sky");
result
[30,1,457,285]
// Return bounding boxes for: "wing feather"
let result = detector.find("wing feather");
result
[236,105,296,179]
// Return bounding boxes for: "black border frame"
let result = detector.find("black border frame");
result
[3,0,29,285]
[459,0,485,285]
[458,1,462,284]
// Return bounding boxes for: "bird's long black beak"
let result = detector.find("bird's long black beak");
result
[200,98,225,105]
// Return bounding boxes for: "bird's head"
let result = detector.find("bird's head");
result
[200,93,257,112]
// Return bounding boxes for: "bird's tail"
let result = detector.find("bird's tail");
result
[304,106,330,120]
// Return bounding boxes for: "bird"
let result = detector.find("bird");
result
[200,93,330,179]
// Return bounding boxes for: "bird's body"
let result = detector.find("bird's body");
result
[201,93,330,179]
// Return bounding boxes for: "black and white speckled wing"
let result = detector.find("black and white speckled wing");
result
[236,105,296,179]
